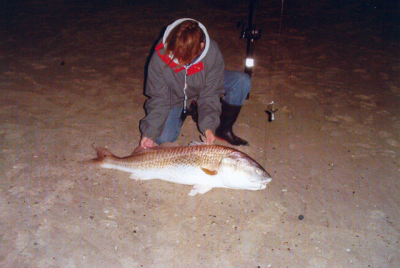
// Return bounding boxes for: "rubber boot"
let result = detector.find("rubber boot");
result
[215,99,249,146]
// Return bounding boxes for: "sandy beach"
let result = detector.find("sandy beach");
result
[1,0,399,267]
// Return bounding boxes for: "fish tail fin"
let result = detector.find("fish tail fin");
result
[81,147,113,165]
[94,147,112,160]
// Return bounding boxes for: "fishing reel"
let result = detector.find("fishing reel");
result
[237,20,262,73]
[265,101,278,122]
[237,21,262,41]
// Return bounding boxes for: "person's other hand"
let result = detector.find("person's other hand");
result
[204,129,216,145]
[140,137,154,149]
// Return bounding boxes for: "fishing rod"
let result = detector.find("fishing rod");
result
[238,0,261,101]
[239,0,279,122]
[238,0,262,78]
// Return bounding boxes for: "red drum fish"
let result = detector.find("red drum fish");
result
[88,143,272,196]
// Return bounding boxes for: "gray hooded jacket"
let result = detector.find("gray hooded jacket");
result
[139,18,225,141]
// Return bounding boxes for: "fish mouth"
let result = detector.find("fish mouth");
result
[260,179,271,189]
[262,179,272,185]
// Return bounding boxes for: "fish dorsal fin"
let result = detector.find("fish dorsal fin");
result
[132,146,146,155]
[131,143,179,155]
[201,167,218,176]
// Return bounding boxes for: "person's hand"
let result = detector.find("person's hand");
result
[204,129,216,145]
[140,137,154,149]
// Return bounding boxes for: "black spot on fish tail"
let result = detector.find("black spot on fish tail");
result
[81,147,113,165]
[95,147,112,159]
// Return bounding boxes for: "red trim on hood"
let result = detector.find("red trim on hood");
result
[155,43,204,75]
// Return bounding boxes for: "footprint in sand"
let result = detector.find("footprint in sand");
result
[378,131,391,138]
[386,139,400,147]
[370,210,385,219]
[294,91,318,100]
[355,95,377,109]
[379,150,397,158]
[349,143,376,158]
[325,115,372,135]
[325,115,354,123]
[112,66,129,74]
[393,121,400,129]
[355,94,372,101]
[31,63,48,70]
[353,68,369,79]
[380,72,389,80]
[389,84,400,96]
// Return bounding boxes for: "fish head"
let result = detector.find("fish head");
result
[219,151,272,190]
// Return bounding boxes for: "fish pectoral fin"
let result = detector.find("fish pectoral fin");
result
[188,185,213,196]
[200,167,218,176]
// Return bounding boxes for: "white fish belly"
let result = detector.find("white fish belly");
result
[102,162,225,188]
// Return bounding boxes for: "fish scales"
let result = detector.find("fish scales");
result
[88,144,272,196]
[109,145,232,169]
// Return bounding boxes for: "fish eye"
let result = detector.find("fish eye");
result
[255,169,261,174]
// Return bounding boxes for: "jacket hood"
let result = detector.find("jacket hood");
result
[162,18,210,66]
